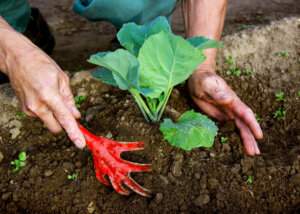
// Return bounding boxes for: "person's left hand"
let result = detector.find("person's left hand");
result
[188,64,263,156]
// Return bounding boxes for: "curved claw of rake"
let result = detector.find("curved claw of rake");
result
[77,122,152,197]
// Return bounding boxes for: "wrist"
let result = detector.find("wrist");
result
[0,28,35,76]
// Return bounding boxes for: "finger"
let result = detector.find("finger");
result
[232,102,263,139]
[47,96,86,149]
[235,118,260,156]
[36,106,62,133]
[191,96,229,121]
[59,79,81,119]
[203,77,234,105]
[124,176,152,197]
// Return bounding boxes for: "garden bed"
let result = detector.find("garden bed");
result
[0,17,299,213]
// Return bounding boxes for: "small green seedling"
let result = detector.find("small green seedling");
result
[277,51,289,57]
[74,96,86,109]
[225,56,233,65]
[228,66,241,77]
[243,69,252,75]
[298,91,300,96]
[11,152,27,172]
[246,175,253,184]
[226,66,241,77]
[68,173,78,180]
[255,114,261,123]
[226,70,232,75]
[273,107,287,120]
[16,112,26,118]
[275,92,286,102]
[221,137,228,143]
[237,25,249,31]
[256,15,261,21]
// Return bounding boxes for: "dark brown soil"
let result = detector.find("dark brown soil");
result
[0,1,300,213]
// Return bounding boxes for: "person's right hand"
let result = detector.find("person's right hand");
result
[1,25,86,149]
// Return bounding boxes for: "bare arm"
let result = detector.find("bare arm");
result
[182,1,263,156]
[0,16,86,149]
[182,0,226,66]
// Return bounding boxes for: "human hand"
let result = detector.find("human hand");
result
[2,32,86,149]
[188,64,263,156]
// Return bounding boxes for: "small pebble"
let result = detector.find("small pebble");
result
[44,170,53,177]
[194,194,210,207]
[87,201,96,213]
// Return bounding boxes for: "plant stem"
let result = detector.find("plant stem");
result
[129,89,156,122]
[156,87,173,121]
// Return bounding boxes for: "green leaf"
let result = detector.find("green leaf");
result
[88,49,140,91]
[74,96,79,103]
[19,161,26,167]
[92,68,118,87]
[160,110,218,151]
[12,167,19,172]
[18,152,26,161]
[187,36,223,51]
[14,159,20,166]
[117,16,171,56]
[138,31,206,98]
[79,96,86,101]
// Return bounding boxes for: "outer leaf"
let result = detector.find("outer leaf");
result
[12,167,19,172]
[88,49,140,90]
[138,31,206,98]
[14,159,20,166]
[160,110,218,151]
[18,152,26,161]
[117,16,171,56]
[92,68,118,87]
[187,36,223,51]
[19,161,26,167]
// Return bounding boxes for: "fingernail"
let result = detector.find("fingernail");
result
[256,145,261,154]
[72,106,81,117]
[251,145,255,154]
[74,140,85,149]
[221,94,231,99]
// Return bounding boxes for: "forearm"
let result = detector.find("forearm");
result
[0,16,34,75]
[182,0,227,67]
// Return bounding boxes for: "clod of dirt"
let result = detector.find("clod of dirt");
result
[0,152,3,163]
[289,173,300,188]
[63,162,75,171]
[9,128,21,140]
[194,194,210,207]
[44,170,54,177]
[208,178,219,190]
[1,192,11,201]
[154,193,164,203]
[171,153,184,177]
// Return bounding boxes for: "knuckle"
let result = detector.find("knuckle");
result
[26,102,38,113]
[241,108,253,118]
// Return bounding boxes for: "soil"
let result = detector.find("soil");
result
[0,1,300,213]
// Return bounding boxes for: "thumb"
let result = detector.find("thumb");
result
[209,88,234,105]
